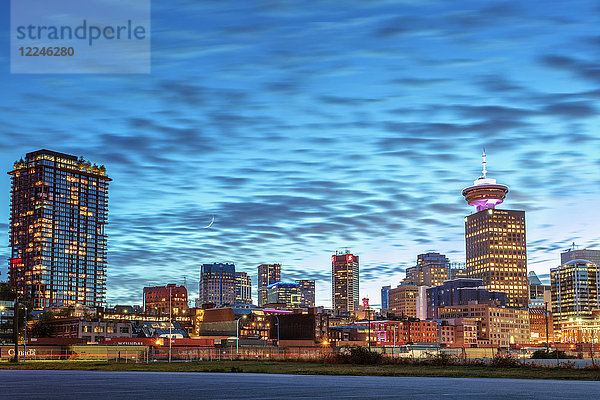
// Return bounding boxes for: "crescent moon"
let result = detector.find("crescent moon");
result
[202,215,215,229]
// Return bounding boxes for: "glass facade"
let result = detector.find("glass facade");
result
[295,279,315,308]
[0,299,15,345]
[257,263,280,307]
[266,282,300,307]
[551,259,600,333]
[8,150,110,309]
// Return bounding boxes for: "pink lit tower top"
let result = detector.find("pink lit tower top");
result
[462,149,509,211]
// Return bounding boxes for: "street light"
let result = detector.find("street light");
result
[12,297,28,363]
[0,306,5,347]
[393,325,397,357]
[236,315,247,357]
[274,315,280,357]
[19,304,27,362]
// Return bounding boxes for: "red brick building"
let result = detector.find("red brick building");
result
[367,320,438,346]
[143,284,188,317]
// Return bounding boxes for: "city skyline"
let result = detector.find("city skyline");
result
[1,1,600,307]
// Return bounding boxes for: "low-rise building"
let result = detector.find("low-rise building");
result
[438,303,529,347]
[267,310,329,346]
[143,284,188,317]
[47,318,134,343]
[529,307,554,344]
[194,307,270,344]
[559,311,600,343]
[0,298,15,345]
[426,278,507,319]
[439,317,478,347]
[365,319,438,346]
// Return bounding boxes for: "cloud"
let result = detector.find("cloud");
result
[540,54,600,83]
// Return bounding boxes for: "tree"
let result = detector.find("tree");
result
[29,311,56,338]
[0,282,16,298]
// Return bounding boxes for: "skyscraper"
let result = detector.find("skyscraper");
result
[462,150,528,309]
[381,285,391,311]
[331,251,359,315]
[8,150,110,309]
[267,282,301,307]
[235,271,252,304]
[417,252,451,287]
[198,263,236,307]
[296,279,315,308]
[561,247,600,268]
[551,259,600,332]
[402,253,452,286]
[257,263,281,307]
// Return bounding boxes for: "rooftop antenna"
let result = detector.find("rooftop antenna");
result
[481,147,487,179]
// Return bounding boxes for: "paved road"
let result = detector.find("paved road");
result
[1,370,599,399]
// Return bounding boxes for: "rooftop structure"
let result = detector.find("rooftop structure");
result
[461,149,509,212]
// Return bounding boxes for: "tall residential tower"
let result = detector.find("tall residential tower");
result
[8,150,110,309]
[462,150,528,308]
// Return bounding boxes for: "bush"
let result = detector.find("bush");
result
[490,355,521,368]
[423,352,455,366]
[530,350,571,359]
[322,347,383,365]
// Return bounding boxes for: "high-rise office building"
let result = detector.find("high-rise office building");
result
[381,285,391,311]
[401,266,418,286]
[462,150,528,308]
[388,285,419,318]
[8,150,110,309]
[418,252,451,287]
[332,251,359,315]
[401,253,452,287]
[198,263,236,307]
[561,247,600,268]
[426,278,508,319]
[266,282,301,307]
[295,279,315,308]
[235,272,252,304]
[550,259,600,332]
[528,271,551,309]
[257,263,280,307]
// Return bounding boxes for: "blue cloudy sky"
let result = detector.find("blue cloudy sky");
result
[1,0,599,307]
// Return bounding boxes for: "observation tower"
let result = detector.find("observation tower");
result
[462,149,508,212]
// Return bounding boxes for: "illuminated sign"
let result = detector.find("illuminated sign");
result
[347,255,353,262]
[7,348,37,357]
